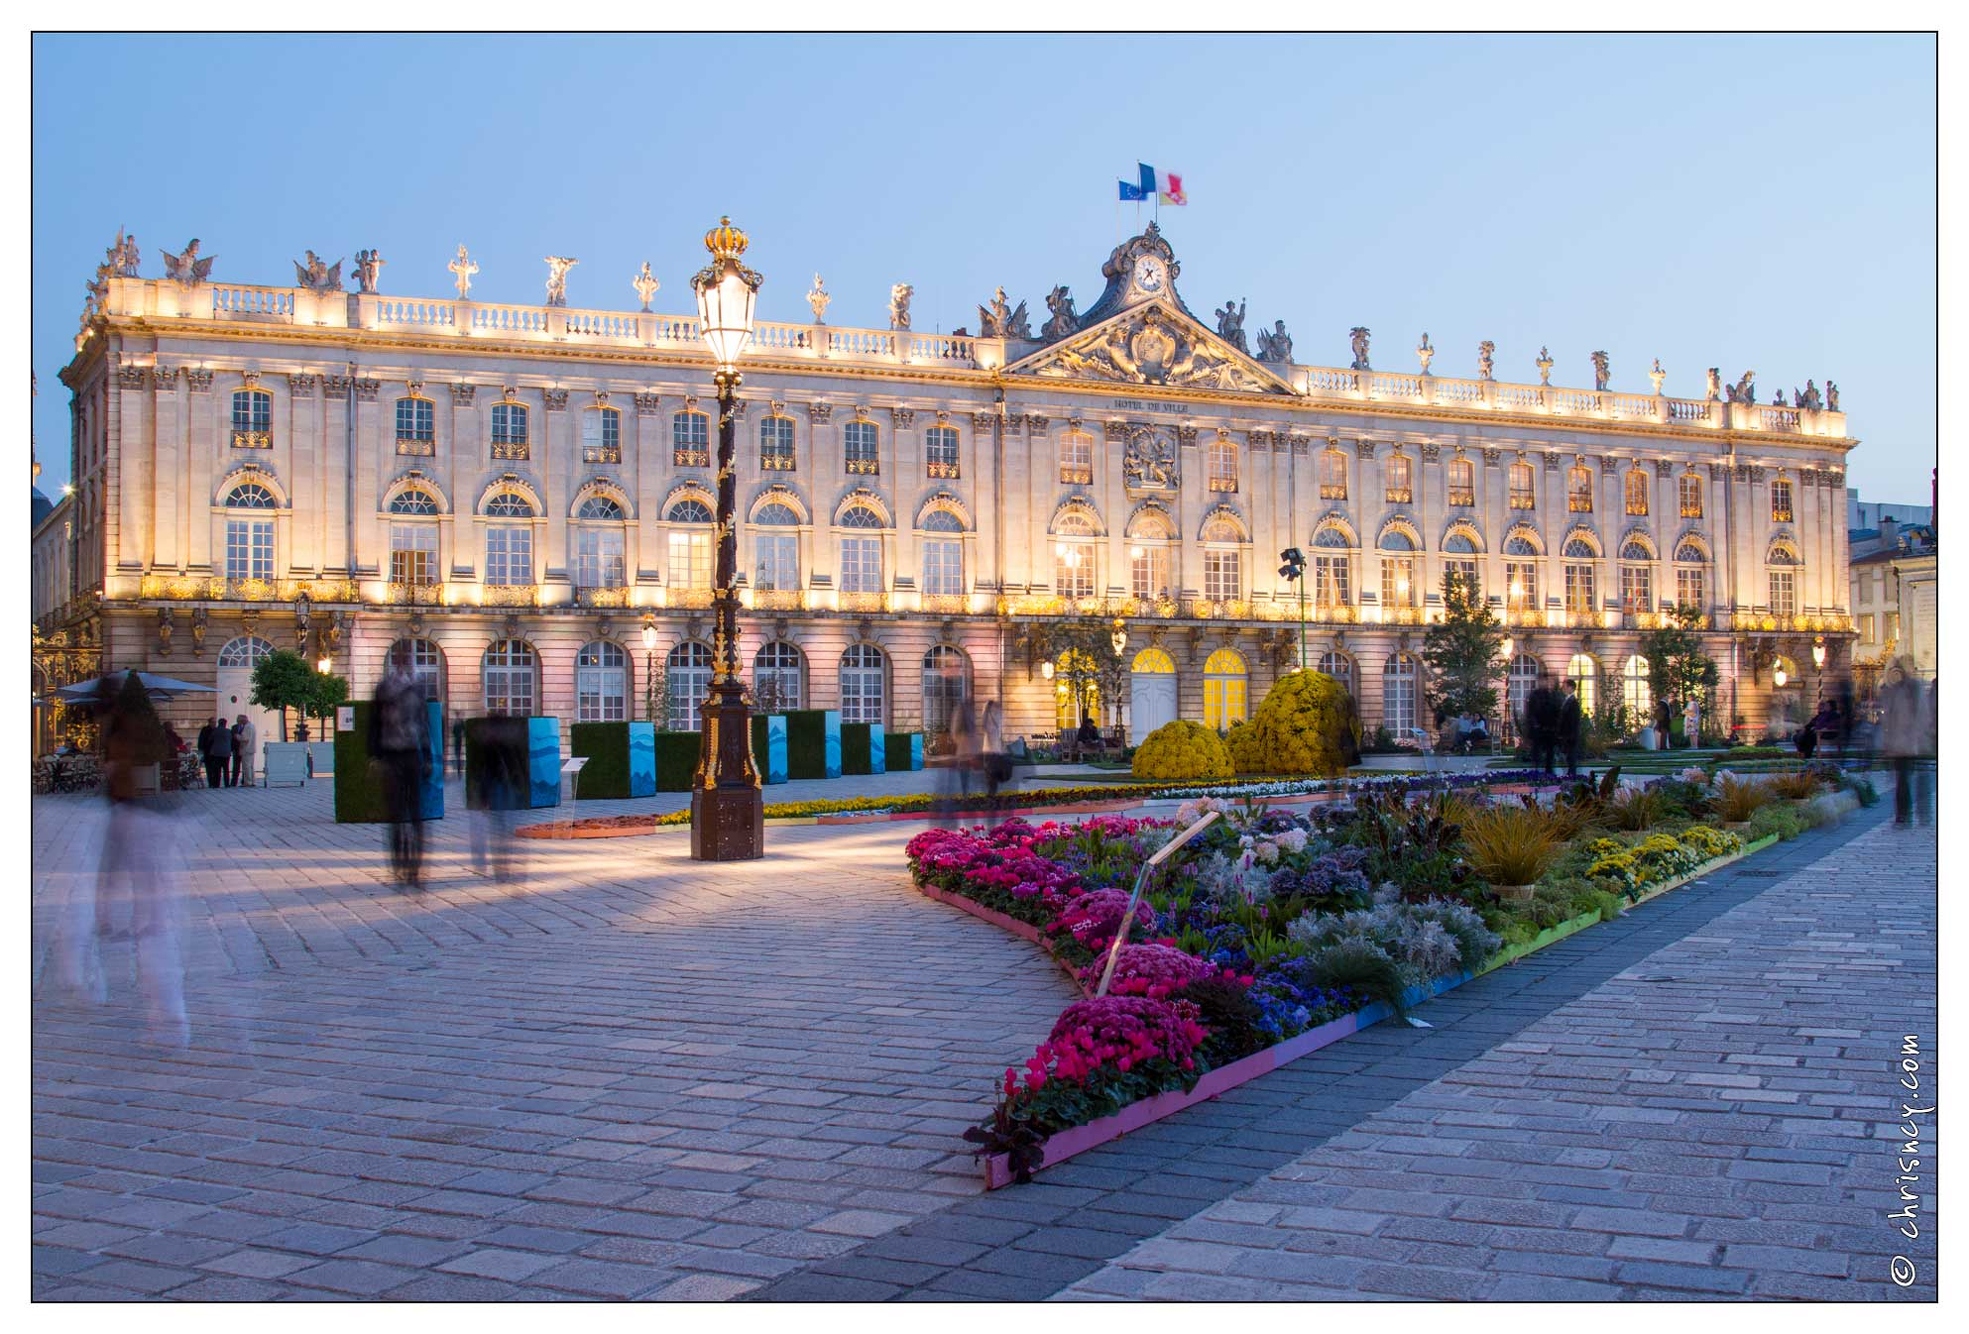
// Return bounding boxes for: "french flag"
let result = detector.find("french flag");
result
[1118,163,1186,205]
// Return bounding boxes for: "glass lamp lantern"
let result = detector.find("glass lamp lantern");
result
[692,217,761,372]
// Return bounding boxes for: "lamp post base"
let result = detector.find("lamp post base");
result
[689,679,764,861]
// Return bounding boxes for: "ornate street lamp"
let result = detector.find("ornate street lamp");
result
[642,615,659,723]
[688,217,765,861]
[1278,547,1307,670]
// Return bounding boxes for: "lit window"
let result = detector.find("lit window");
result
[844,420,880,475]
[1509,461,1536,510]
[1447,456,1475,507]
[753,502,801,592]
[1378,529,1416,609]
[491,402,529,460]
[839,644,886,725]
[1203,548,1241,601]
[390,524,438,585]
[1203,648,1247,729]
[389,488,440,516]
[231,389,272,449]
[572,527,625,589]
[760,415,796,470]
[1675,541,1707,610]
[484,492,535,518]
[1771,478,1794,523]
[1568,463,1594,513]
[925,425,960,479]
[486,525,533,586]
[1131,544,1169,601]
[575,641,628,722]
[1622,654,1652,720]
[1385,452,1412,504]
[482,640,537,716]
[667,498,713,590]
[665,641,713,731]
[582,407,621,464]
[395,396,435,456]
[1055,512,1096,599]
[1679,473,1703,518]
[1320,447,1347,500]
[1208,435,1238,493]
[1443,531,1479,597]
[1382,653,1418,735]
[225,519,274,580]
[673,411,710,467]
[1769,569,1798,618]
[1566,653,1599,716]
[1059,431,1093,485]
[1625,468,1649,516]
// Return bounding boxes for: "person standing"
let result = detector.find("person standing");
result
[1683,695,1702,751]
[981,699,1006,798]
[370,644,434,887]
[1557,679,1584,778]
[207,713,234,787]
[1525,677,1557,777]
[1654,697,1673,751]
[1878,658,1929,826]
[231,713,256,788]
[196,717,222,789]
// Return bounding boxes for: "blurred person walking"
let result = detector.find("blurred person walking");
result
[981,699,1008,798]
[1525,677,1558,776]
[370,644,434,887]
[471,714,526,884]
[1557,679,1583,778]
[1878,657,1931,826]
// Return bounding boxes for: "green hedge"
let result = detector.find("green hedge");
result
[333,702,389,823]
[464,717,531,810]
[885,731,923,771]
[656,731,701,792]
[843,722,889,775]
[570,722,630,799]
[786,709,841,779]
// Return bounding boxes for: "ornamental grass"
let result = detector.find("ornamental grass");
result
[1766,768,1822,800]
[1459,803,1563,888]
[1713,773,1775,823]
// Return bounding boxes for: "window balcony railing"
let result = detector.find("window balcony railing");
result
[1626,500,1650,516]
[1384,486,1413,504]
[1319,484,1347,500]
[1568,493,1593,512]
[1509,491,1536,510]
[1680,502,1703,519]
[583,445,621,465]
[751,589,801,611]
[840,591,886,612]
[1059,465,1093,485]
[481,583,539,606]
[674,447,709,468]
[396,436,435,457]
[845,457,880,475]
[1208,476,1238,493]
[231,430,272,450]
[926,460,961,479]
[1773,505,1794,523]
[761,451,796,471]
[1448,487,1475,507]
[669,585,715,609]
[491,441,530,461]
[385,580,443,606]
[574,585,631,608]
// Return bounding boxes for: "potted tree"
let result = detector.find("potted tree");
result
[303,669,349,777]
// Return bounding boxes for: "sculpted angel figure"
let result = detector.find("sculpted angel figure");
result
[1215,298,1248,353]
[543,256,578,307]
[160,238,215,288]
[1041,286,1079,340]
[1477,340,1496,381]
[1590,350,1611,391]
[632,261,660,311]
[293,250,344,293]
[1705,367,1722,400]
[354,249,385,294]
[1349,326,1371,371]
[889,282,913,331]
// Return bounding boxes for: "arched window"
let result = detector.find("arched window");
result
[483,640,537,716]
[1771,477,1795,524]
[395,396,435,456]
[1507,653,1540,741]
[1767,541,1801,618]
[576,641,628,722]
[1619,536,1654,614]
[1509,460,1536,510]
[921,510,964,597]
[1378,528,1417,611]
[217,635,276,668]
[224,483,278,509]
[1567,462,1594,512]
[1055,512,1098,600]
[1127,509,1174,602]
[222,482,278,580]
[1383,653,1419,736]
[754,502,801,593]
[231,388,273,449]
[753,642,804,711]
[1201,514,1244,603]
[1567,652,1599,717]
[389,638,445,701]
[1203,648,1247,729]
[760,414,796,470]
[1053,648,1103,730]
[1385,452,1413,504]
[1563,536,1599,616]
[667,497,713,592]
[1059,430,1094,485]
[1447,455,1475,507]
[573,496,627,591]
[1313,524,1353,607]
[1316,649,1354,697]
[1624,467,1650,516]
[1674,540,1708,610]
[1320,445,1348,500]
[839,505,885,594]
[1622,654,1652,721]
[1207,434,1238,492]
[1443,530,1480,597]
[485,492,535,587]
[922,645,970,740]
[839,644,887,726]
[581,406,622,464]
[491,400,529,461]
[1132,647,1175,674]
[844,419,880,475]
[389,488,440,516]
[1679,472,1704,519]
[666,641,714,731]
[673,409,710,467]
[1504,533,1540,613]
[925,425,960,479]
[389,489,440,586]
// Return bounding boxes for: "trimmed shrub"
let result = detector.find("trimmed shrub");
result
[1131,719,1233,782]
[785,709,841,780]
[885,731,923,771]
[655,730,702,792]
[336,699,444,823]
[570,722,632,799]
[1224,719,1265,774]
[1246,669,1356,777]
[1748,802,1806,842]
[841,722,882,776]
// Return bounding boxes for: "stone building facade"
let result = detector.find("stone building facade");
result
[41,224,1857,753]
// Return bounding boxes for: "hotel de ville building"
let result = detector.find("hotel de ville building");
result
[33,223,1858,754]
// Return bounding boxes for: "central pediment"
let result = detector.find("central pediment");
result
[1005,302,1296,396]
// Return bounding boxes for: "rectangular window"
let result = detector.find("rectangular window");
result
[1320,450,1348,500]
[1885,611,1900,645]
[389,524,438,585]
[1679,474,1703,518]
[1059,432,1093,485]
[1858,613,1875,643]
[491,403,529,460]
[486,525,533,586]
[1506,562,1539,612]
[225,519,274,580]
[673,412,709,468]
[1568,466,1594,512]
[844,420,880,475]
[1447,458,1475,507]
[1625,470,1650,516]
[1769,570,1797,618]
[1203,549,1241,602]
[1055,543,1095,599]
[1771,480,1794,523]
[1676,566,1705,609]
[1380,557,1416,609]
[760,416,796,470]
[1621,563,1652,613]
[1314,554,1351,607]
[582,409,621,464]
[1208,437,1238,493]
[840,535,883,593]
[395,397,435,456]
[1509,462,1536,510]
[231,391,272,448]
[921,539,964,596]
[925,426,960,479]
[1565,563,1596,614]
[668,530,711,590]
[1384,454,1412,504]
[1445,559,1479,598]
[755,533,799,592]
[573,528,626,589]
[1131,546,1169,601]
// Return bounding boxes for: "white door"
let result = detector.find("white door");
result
[1130,672,1178,745]
[214,669,284,753]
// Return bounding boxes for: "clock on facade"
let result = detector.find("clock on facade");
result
[1131,256,1165,296]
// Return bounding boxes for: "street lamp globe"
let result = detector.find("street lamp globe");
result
[1773,665,1788,688]
[692,217,761,372]
[1812,638,1827,669]
[1501,635,1515,660]
[316,655,332,674]
[642,621,659,653]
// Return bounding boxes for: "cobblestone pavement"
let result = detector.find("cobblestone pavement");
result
[1058,814,1936,1302]
[31,781,1075,1300]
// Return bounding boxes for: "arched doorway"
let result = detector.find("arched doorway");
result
[1203,648,1248,730]
[1383,652,1419,738]
[1053,648,1103,731]
[215,635,282,745]
[1128,647,1177,744]
[1566,652,1599,718]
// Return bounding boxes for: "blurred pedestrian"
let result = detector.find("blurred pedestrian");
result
[1878,657,1930,826]
[207,713,234,787]
[230,713,256,788]
[1525,677,1558,776]
[370,644,433,888]
[1557,679,1583,778]
[197,716,224,788]
[981,699,1008,798]
[471,715,525,884]
[1683,696,1703,750]
[1653,697,1673,751]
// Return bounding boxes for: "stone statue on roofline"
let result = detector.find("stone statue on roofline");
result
[807,273,831,324]
[889,282,913,331]
[1349,326,1371,371]
[1649,358,1666,395]
[1706,367,1722,400]
[293,250,344,293]
[1826,380,1839,411]
[544,255,578,307]
[110,228,141,278]
[160,238,214,288]
[353,249,386,294]
[632,262,660,311]
[1535,346,1552,385]
[1416,332,1434,374]
[978,286,1030,339]
[1041,286,1079,341]
[1478,340,1496,381]
[1726,370,1755,404]
[1255,320,1293,364]
[1215,298,1248,353]
[449,244,478,299]
[1590,350,1610,391]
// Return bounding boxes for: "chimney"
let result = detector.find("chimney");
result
[1879,515,1898,546]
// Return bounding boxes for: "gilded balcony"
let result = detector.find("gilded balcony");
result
[396,436,435,457]
[481,584,539,607]
[230,430,272,450]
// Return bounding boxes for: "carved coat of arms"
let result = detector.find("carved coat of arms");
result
[1120,424,1179,492]
[1020,306,1285,395]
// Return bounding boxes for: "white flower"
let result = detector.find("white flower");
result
[1277,828,1310,855]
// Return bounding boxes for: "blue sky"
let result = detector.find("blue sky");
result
[31,32,1936,501]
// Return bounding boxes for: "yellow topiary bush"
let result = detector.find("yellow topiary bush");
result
[1131,719,1234,782]
[1224,720,1266,774]
[1247,669,1357,777]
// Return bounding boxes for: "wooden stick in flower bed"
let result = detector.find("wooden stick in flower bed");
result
[1094,809,1220,998]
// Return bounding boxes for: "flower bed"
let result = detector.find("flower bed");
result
[905,768,1841,1187]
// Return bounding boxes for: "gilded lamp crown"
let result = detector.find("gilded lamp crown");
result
[704,216,749,262]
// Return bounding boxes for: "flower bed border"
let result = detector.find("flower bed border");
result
[963,837,1779,1190]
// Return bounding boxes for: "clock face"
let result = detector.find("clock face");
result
[1132,256,1165,294]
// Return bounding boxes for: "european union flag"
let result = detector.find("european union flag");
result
[1118,177,1150,202]
[1118,162,1154,201]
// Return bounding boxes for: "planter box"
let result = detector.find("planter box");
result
[842,722,887,776]
[307,740,335,776]
[885,732,924,772]
[336,700,445,822]
[655,731,702,792]
[750,715,788,784]
[262,742,310,787]
[786,710,842,780]
[464,716,559,810]
[570,721,657,799]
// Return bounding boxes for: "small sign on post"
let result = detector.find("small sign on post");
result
[560,755,588,802]
[336,706,355,733]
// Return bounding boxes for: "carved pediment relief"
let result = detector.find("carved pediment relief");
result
[1007,303,1293,396]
